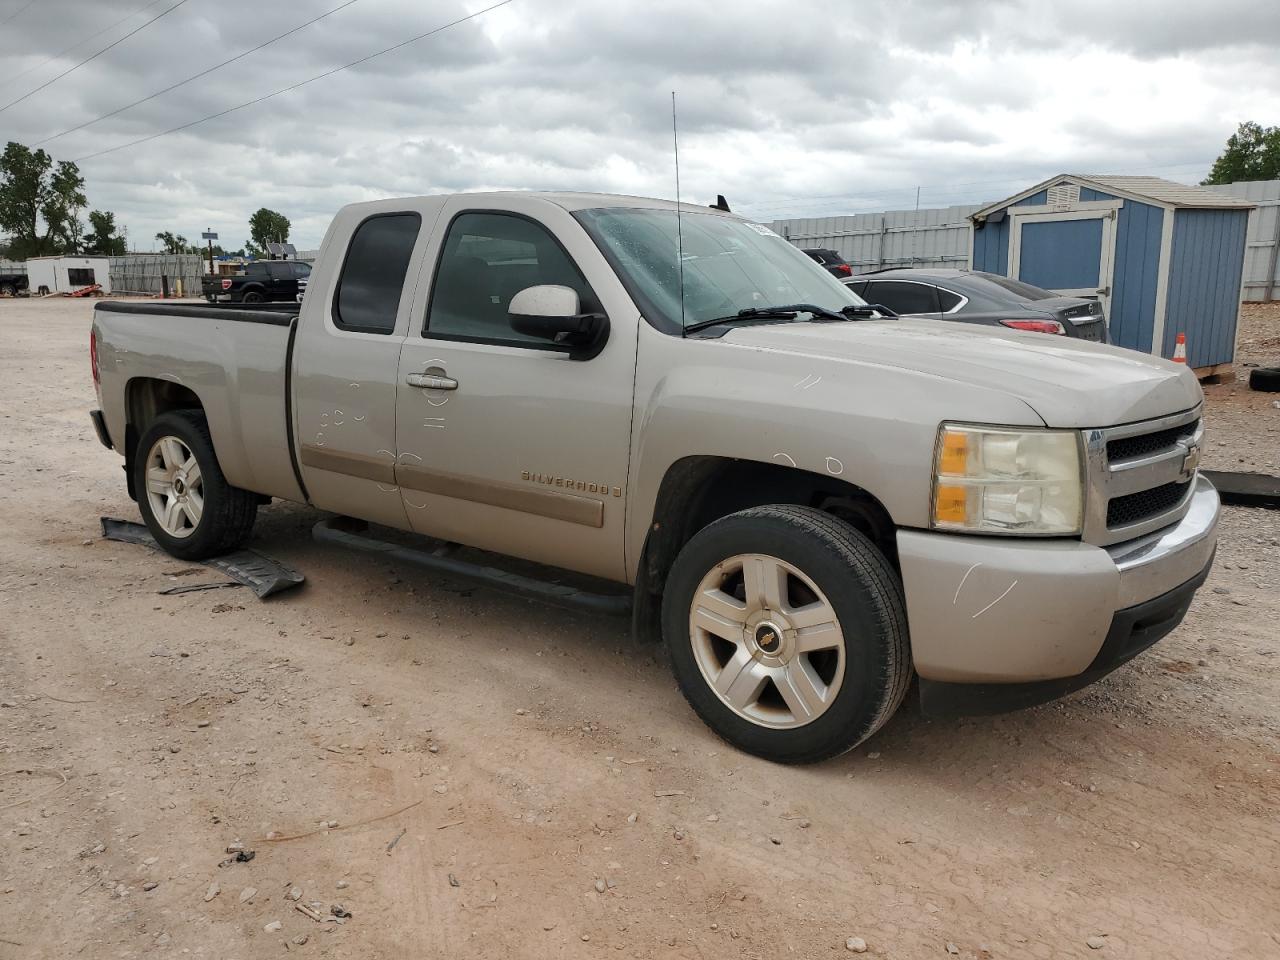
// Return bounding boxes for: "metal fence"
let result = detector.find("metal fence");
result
[769,179,1280,301]
[108,254,205,296]
[768,204,983,272]
[1200,179,1280,302]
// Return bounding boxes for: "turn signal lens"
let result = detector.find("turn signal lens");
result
[932,424,1083,535]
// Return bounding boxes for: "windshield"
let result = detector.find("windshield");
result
[574,208,865,334]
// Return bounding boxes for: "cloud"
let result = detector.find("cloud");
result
[0,0,1275,248]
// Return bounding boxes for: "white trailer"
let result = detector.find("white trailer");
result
[25,256,112,295]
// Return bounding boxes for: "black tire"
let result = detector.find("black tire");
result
[0,283,16,298]
[1248,367,1280,392]
[661,504,911,764]
[133,410,258,560]
[241,289,265,304]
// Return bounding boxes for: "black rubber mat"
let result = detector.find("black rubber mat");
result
[100,517,305,599]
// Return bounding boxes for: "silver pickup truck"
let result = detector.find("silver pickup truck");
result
[89,191,1219,763]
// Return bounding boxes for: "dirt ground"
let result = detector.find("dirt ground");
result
[1,298,1278,960]
[1202,301,1280,474]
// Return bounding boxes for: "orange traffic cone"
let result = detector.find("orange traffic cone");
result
[1172,332,1187,364]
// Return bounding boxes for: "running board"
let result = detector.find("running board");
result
[311,518,632,617]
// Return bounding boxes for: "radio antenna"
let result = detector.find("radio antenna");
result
[672,90,686,333]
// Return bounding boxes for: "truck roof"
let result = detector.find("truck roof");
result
[340,191,736,217]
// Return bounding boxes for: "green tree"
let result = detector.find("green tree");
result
[84,210,127,256]
[1202,121,1280,185]
[247,207,290,258]
[154,230,194,254]
[0,141,87,258]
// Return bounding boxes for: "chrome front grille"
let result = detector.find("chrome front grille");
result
[1082,407,1203,546]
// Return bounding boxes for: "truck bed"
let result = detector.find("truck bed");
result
[93,300,306,504]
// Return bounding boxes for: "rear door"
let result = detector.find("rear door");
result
[292,208,432,529]
[392,196,637,582]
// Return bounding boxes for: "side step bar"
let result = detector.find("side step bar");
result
[312,518,632,617]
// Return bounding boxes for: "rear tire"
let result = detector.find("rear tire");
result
[241,290,265,304]
[0,283,16,298]
[133,411,258,560]
[661,504,911,763]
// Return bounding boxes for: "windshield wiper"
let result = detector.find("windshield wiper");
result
[683,303,848,335]
[841,303,899,319]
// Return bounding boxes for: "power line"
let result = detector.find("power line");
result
[0,0,190,117]
[35,0,366,147]
[0,0,167,89]
[74,0,517,163]
[0,0,39,26]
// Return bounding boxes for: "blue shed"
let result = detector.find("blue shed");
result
[969,175,1254,371]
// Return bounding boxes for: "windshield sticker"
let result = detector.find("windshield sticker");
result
[744,222,783,238]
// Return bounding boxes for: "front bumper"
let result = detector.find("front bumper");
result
[897,475,1219,709]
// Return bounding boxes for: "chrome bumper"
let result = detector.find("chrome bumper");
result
[1109,475,1219,608]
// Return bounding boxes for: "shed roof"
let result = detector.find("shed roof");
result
[971,174,1255,220]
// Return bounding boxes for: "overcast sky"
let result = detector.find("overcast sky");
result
[1,0,1277,251]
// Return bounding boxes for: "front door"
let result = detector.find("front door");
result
[393,196,637,582]
[1010,208,1116,315]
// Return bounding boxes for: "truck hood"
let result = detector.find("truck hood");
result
[723,319,1202,428]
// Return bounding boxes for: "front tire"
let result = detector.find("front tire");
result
[661,505,911,763]
[133,411,258,560]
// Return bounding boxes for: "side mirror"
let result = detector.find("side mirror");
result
[508,285,609,358]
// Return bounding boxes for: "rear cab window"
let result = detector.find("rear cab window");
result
[333,213,422,335]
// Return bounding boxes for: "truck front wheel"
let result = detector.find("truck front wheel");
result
[661,505,911,763]
[133,411,258,560]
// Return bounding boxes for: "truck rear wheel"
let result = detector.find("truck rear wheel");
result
[661,505,911,763]
[133,411,258,560]
[241,290,264,304]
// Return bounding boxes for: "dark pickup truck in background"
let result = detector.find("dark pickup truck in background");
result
[0,272,29,298]
[201,260,311,303]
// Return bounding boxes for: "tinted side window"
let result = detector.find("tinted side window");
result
[294,262,312,277]
[865,281,940,314]
[845,280,869,297]
[334,213,421,334]
[427,212,594,345]
[936,287,964,311]
[247,263,268,277]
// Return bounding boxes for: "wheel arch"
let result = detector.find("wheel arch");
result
[122,377,205,501]
[630,455,898,645]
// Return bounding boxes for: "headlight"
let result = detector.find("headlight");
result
[932,424,1083,535]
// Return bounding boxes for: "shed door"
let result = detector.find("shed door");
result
[1009,208,1116,315]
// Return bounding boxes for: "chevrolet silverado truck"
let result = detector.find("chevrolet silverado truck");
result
[89,192,1218,763]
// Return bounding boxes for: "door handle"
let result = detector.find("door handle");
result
[405,372,458,390]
